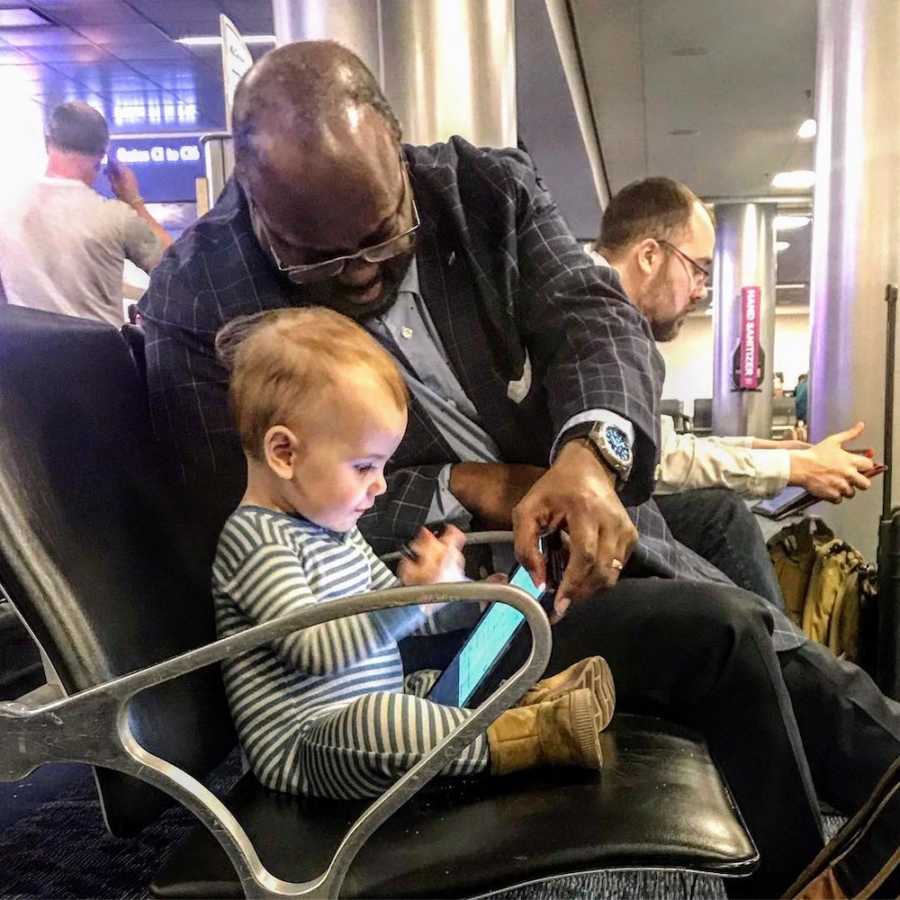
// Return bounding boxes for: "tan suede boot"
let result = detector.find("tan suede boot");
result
[519,657,616,728]
[487,687,604,775]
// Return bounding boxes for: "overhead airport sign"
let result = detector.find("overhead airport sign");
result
[104,138,204,203]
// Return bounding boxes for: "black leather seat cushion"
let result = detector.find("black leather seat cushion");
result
[152,715,756,898]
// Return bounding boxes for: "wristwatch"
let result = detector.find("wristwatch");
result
[560,421,633,485]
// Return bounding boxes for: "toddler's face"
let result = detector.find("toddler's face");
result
[286,385,407,533]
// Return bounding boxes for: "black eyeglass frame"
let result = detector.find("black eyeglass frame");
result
[249,161,420,285]
[654,238,711,283]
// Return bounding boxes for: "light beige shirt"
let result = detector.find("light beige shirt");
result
[0,177,162,327]
[655,416,791,497]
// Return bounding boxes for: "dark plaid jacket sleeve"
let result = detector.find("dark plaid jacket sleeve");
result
[429,141,664,506]
[501,148,664,505]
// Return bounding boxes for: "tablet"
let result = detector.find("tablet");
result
[426,564,549,709]
[752,485,818,520]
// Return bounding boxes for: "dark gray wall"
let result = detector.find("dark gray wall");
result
[516,0,602,240]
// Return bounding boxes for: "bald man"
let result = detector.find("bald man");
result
[0,101,171,326]
[139,42,891,897]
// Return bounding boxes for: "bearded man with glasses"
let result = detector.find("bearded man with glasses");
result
[139,42,898,898]
[588,177,878,603]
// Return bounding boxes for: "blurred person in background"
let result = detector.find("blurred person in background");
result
[795,372,809,424]
[0,101,171,326]
[773,371,785,397]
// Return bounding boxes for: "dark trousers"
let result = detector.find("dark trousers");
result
[404,579,824,898]
[655,488,900,807]
[654,488,786,610]
[780,639,900,816]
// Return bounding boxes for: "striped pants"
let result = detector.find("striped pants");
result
[291,685,490,799]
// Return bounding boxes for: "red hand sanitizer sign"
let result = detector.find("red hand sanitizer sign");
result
[739,286,761,390]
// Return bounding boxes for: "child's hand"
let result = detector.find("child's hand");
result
[399,525,466,585]
[479,572,508,611]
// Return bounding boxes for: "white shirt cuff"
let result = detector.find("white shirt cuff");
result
[747,449,792,496]
[426,464,474,527]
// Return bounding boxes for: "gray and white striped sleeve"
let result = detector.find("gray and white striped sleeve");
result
[225,542,423,677]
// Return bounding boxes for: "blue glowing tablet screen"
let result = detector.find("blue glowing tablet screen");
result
[456,566,544,706]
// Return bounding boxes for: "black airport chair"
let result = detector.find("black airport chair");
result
[0,308,757,898]
[771,396,798,439]
[693,398,713,437]
[660,398,690,434]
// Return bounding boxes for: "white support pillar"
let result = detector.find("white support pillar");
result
[271,0,516,149]
[711,202,777,439]
[809,0,900,560]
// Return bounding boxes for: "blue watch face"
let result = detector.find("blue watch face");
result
[605,425,631,463]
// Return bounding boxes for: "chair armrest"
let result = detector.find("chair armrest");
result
[0,581,551,899]
[4,681,65,709]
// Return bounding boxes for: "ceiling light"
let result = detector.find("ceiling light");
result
[797,118,817,139]
[774,215,811,231]
[771,170,815,190]
[0,8,53,27]
[176,34,276,46]
[775,241,791,253]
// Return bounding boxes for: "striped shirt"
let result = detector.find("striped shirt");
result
[213,505,477,794]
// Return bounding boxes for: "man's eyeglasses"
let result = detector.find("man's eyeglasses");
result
[655,238,711,284]
[250,162,420,286]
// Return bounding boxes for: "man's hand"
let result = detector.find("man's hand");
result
[789,422,874,502]
[398,525,467,585]
[449,462,546,528]
[512,440,638,622]
[107,162,143,206]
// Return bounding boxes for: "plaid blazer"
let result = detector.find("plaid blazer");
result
[139,137,776,612]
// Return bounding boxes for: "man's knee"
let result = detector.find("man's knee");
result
[610,579,775,657]
[662,582,775,656]
[697,488,754,528]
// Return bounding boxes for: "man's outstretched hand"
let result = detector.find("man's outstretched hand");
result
[512,439,637,622]
[789,421,876,502]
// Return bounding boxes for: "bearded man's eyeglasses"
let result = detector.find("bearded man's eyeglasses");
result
[250,162,420,286]
[655,238,711,284]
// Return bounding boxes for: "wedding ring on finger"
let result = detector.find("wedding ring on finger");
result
[609,558,624,572]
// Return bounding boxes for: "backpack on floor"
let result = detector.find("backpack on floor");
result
[768,518,878,667]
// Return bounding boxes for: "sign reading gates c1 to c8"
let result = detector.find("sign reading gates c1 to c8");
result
[102,138,203,203]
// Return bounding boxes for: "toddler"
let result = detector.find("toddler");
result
[213,306,615,799]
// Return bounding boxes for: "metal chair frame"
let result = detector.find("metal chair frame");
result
[0,580,550,899]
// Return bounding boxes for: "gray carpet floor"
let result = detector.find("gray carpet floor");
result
[0,757,844,900]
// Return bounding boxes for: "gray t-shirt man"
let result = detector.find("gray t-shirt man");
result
[0,176,163,326]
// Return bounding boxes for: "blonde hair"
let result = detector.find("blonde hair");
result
[216,307,409,459]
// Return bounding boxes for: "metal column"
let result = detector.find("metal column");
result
[272,0,516,148]
[711,203,777,438]
[810,0,900,560]
[272,0,381,82]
